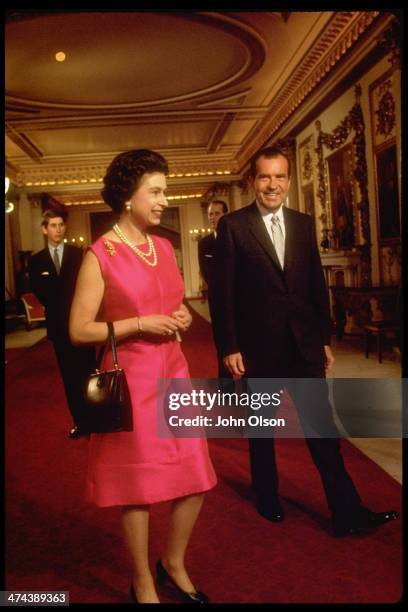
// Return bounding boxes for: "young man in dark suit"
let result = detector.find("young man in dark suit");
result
[29,208,96,438]
[198,199,229,378]
[213,146,398,536]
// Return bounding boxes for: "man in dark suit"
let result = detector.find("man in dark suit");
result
[198,200,229,377]
[214,146,398,536]
[29,208,96,438]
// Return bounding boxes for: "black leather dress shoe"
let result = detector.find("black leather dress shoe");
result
[256,502,285,523]
[68,425,87,439]
[332,506,399,537]
[156,560,209,603]
[354,506,399,528]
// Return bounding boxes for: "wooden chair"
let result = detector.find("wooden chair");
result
[20,292,46,331]
[364,320,400,364]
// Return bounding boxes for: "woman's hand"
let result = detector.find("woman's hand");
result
[171,303,192,332]
[139,314,182,337]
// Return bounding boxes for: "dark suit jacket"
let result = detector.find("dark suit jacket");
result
[213,202,332,375]
[28,244,84,342]
[198,233,216,287]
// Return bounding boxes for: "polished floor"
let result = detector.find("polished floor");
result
[5,305,402,484]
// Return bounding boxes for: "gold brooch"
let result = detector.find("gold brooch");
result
[103,239,116,257]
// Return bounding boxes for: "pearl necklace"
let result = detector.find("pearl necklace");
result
[112,224,158,267]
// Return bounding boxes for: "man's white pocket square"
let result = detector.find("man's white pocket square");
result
[41,271,50,276]
[205,254,213,258]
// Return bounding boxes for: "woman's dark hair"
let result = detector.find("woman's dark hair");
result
[101,149,169,214]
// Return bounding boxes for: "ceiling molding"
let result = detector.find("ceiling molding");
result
[6,12,265,111]
[6,125,43,163]
[6,10,398,205]
[207,113,236,153]
[196,89,250,108]
[14,161,238,189]
[237,11,381,168]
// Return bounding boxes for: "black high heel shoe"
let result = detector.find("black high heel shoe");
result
[156,559,209,604]
[129,583,139,604]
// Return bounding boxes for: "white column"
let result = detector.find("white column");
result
[180,200,204,297]
[17,190,34,251]
[29,197,45,253]
[229,182,243,211]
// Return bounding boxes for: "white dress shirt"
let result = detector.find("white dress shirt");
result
[48,242,65,264]
[256,202,286,244]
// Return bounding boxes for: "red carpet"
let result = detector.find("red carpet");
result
[5,309,402,603]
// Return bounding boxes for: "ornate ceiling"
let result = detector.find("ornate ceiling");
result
[5,10,390,205]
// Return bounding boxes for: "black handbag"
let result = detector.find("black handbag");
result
[82,322,133,434]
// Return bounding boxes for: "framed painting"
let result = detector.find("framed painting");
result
[302,183,315,218]
[326,144,355,250]
[380,244,401,286]
[302,183,317,244]
[375,143,400,241]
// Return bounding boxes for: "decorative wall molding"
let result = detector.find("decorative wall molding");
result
[315,84,372,286]
[377,16,401,69]
[369,69,396,149]
[298,136,315,185]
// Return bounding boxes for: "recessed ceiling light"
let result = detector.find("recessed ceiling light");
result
[55,51,66,62]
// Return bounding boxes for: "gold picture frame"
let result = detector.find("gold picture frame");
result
[326,144,356,250]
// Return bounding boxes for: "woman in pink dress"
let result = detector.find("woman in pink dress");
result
[70,149,217,604]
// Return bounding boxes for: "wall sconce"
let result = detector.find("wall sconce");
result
[189,228,212,241]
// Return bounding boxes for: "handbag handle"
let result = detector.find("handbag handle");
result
[107,321,119,368]
[96,321,120,370]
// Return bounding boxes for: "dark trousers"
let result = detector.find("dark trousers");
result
[52,337,96,426]
[247,332,361,515]
[208,294,233,380]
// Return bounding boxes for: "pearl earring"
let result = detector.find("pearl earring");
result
[125,204,131,212]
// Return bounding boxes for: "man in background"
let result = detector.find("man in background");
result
[29,208,96,438]
[198,199,229,377]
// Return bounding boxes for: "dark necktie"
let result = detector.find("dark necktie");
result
[53,247,61,275]
[271,215,285,268]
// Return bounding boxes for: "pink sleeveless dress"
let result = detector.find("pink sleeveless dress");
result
[86,235,217,507]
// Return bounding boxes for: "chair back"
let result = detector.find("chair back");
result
[20,293,45,324]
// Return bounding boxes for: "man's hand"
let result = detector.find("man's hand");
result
[223,352,245,377]
[324,345,335,372]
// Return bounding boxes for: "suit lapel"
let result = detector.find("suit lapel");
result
[209,234,216,256]
[282,207,296,273]
[60,244,67,271]
[60,243,73,273]
[247,202,284,273]
[42,247,57,275]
